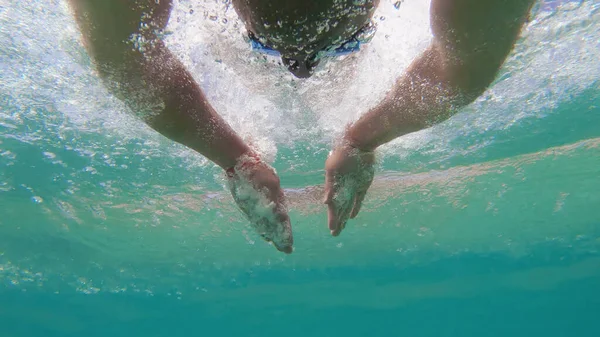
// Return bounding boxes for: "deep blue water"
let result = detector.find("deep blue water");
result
[2,253,600,337]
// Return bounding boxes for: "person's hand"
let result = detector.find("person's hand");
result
[324,141,375,236]
[226,153,294,254]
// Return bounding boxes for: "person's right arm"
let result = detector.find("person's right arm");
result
[68,0,294,253]
[68,0,250,169]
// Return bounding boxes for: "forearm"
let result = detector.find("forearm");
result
[97,44,250,170]
[346,44,477,151]
[347,0,534,151]
[68,0,249,169]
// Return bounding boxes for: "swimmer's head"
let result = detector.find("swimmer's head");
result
[232,0,380,78]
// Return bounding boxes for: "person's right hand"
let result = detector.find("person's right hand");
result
[226,153,294,254]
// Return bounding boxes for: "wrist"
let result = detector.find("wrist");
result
[217,140,253,170]
[344,126,378,152]
[225,150,262,178]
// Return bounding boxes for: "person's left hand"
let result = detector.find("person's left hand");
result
[324,142,375,236]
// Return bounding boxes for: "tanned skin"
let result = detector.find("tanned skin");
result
[67,0,535,252]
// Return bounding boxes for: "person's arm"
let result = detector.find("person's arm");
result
[324,0,536,236]
[68,0,293,252]
[346,0,536,150]
[68,0,250,169]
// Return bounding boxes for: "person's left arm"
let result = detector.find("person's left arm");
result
[324,0,536,236]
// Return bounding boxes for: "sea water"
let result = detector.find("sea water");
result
[1,0,599,336]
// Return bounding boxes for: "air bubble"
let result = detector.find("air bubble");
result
[393,1,404,10]
[83,166,97,174]
[43,152,56,159]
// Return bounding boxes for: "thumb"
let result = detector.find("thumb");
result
[323,170,335,204]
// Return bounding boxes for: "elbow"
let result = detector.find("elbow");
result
[444,61,503,107]
[433,46,503,107]
[452,81,489,108]
[455,68,498,103]
[418,45,498,110]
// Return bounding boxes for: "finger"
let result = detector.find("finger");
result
[263,209,294,254]
[331,222,346,237]
[327,202,339,235]
[332,191,355,236]
[277,245,293,254]
[323,170,335,205]
[350,189,368,219]
[325,170,341,235]
[331,221,346,237]
[274,190,289,218]
[328,191,352,236]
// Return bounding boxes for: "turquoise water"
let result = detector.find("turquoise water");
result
[1,0,600,336]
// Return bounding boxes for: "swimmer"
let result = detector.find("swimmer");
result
[67,0,536,253]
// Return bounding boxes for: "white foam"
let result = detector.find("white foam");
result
[2,1,597,167]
